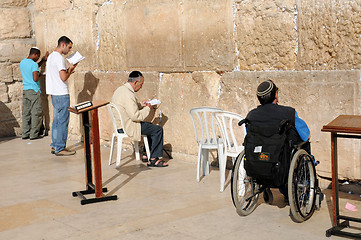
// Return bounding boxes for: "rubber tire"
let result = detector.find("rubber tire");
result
[231,151,259,216]
[288,149,316,222]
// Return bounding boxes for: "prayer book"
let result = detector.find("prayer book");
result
[66,51,85,65]
[146,99,161,106]
[74,101,92,111]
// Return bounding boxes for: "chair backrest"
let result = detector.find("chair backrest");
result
[214,111,246,155]
[189,107,223,144]
[107,102,127,135]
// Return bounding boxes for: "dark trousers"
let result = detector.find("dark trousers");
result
[141,122,163,159]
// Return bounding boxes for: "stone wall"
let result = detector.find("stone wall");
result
[1,0,360,179]
[0,0,34,137]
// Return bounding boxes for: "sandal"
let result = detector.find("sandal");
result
[142,154,148,163]
[147,158,168,167]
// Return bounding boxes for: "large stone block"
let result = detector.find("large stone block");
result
[296,0,361,70]
[0,63,13,83]
[217,70,361,178]
[12,63,22,81]
[183,0,234,71]
[96,1,127,71]
[159,72,220,154]
[34,0,72,11]
[124,0,182,71]
[0,8,31,40]
[8,82,23,102]
[0,0,29,7]
[0,83,9,103]
[235,0,297,70]
[34,8,97,71]
[0,39,35,62]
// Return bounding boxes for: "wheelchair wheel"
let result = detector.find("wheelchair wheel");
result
[231,151,260,216]
[288,149,316,222]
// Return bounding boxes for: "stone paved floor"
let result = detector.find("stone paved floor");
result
[0,136,360,240]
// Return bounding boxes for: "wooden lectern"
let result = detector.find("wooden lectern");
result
[322,115,361,238]
[68,100,117,205]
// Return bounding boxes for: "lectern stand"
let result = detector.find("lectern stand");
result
[68,100,117,205]
[322,115,361,238]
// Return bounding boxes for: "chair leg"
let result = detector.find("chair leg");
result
[116,137,123,168]
[202,148,209,177]
[219,147,226,192]
[134,141,140,161]
[109,133,116,165]
[143,136,151,160]
[197,144,202,182]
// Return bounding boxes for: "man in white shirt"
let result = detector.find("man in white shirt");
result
[46,36,77,156]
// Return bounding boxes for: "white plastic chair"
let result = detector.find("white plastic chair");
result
[190,107,224,184]
[214,111,246,192]
[107,102,150,168]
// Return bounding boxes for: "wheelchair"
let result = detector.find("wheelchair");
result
[231,119,323,222]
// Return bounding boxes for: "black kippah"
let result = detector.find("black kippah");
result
[129,71,143,78]
[257,80,275,97]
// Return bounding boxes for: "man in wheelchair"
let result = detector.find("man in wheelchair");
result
[246,80,311,198]
[231,80,323,222]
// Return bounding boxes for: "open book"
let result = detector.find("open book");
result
[66,51,85,65]
[146,99,161,106]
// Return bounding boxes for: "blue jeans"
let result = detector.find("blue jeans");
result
[51,94,70,153]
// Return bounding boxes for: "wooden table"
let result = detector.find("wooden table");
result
[68,100,117,205]
[321,115,361,238]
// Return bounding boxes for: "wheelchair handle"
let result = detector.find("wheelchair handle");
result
[238,119,249,126]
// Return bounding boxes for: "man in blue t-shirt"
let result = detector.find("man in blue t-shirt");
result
[20,47,48,140]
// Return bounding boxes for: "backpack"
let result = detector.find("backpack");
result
[243,119,291,187]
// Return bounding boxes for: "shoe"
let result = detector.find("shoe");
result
[22,136,29,140]
[55,148,76,156]
[30,135,43,140]
[51,147,55,154]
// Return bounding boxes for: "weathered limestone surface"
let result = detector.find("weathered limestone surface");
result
[0,83,9,103]
[0,0,29,7]
[34,8,97,72]
[0,63,13,83]
[33,0,71,11]
[235,0,297,70]
[8,82,23,102]
[159,72,221,155]
[96,1,127,71]
[183,0,234,71]
[124,0,182,71]
[0,39,35,62]
[296,0,361,70]
[0,8,31,40]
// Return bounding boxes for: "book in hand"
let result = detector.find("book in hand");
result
[66,51,85,65]
[146,99,161,106]
[74,101,92,111]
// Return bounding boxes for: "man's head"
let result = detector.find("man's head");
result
[257,80,278,105]
[57,36,73,55]
[128,71,144,92]
[29,47,41,61]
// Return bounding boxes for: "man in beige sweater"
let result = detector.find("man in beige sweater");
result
[112,71,168,167]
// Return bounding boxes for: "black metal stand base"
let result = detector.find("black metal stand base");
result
[72,187,117,205]
[326,219,361,239]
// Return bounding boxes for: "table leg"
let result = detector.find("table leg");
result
[331,132,339,227]
[91,108,103,198]
[82,112,93,188]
